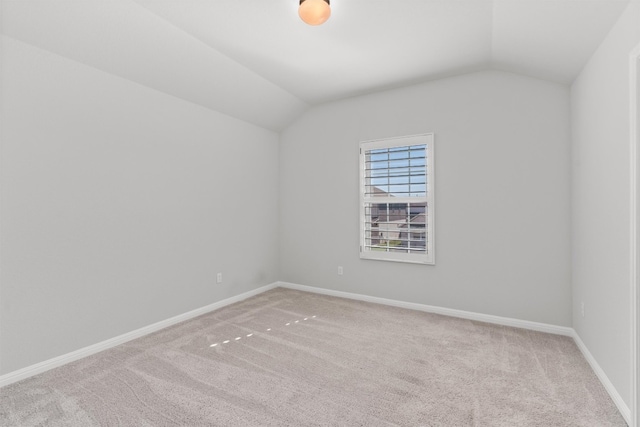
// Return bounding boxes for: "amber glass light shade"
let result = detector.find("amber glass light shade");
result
[299,0,331,26]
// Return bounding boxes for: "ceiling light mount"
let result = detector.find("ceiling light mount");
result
[299,0,331,26]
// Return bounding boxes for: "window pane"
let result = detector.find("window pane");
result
[362,202,428,254]
[409,157,425,167]
[364,144,427,197]
[409,184,426,196]
[410,147,426,158]
[389,150,410,158]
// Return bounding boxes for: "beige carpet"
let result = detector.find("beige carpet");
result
[0,288,627,426]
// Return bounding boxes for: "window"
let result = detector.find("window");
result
[359,134,434,264]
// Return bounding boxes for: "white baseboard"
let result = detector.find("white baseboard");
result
[572,331,631,424]
[277,281,574,336]
[0,282,279,388]
[277,281,630,424]
[1,280,630,426]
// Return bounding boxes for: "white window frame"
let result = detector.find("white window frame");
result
[359,133,435,264]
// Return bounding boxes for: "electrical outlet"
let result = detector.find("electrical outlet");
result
[337,266,343,276]
[581,301,585,318]
[216,273,222,284]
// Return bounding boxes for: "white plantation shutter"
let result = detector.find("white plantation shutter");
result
[359,134,434,264]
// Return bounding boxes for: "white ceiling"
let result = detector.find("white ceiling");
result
[0,0,631,130]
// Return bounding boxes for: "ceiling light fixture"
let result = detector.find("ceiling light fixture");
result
[299,0,331,26]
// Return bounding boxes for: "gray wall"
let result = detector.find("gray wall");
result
[0,36,280,375]
[279,70,572,327]
[570,0,640,408]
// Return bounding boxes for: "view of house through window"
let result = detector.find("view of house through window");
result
[360,134,434,264]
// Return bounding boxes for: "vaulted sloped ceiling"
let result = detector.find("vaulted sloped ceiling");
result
[0,0,630,131]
